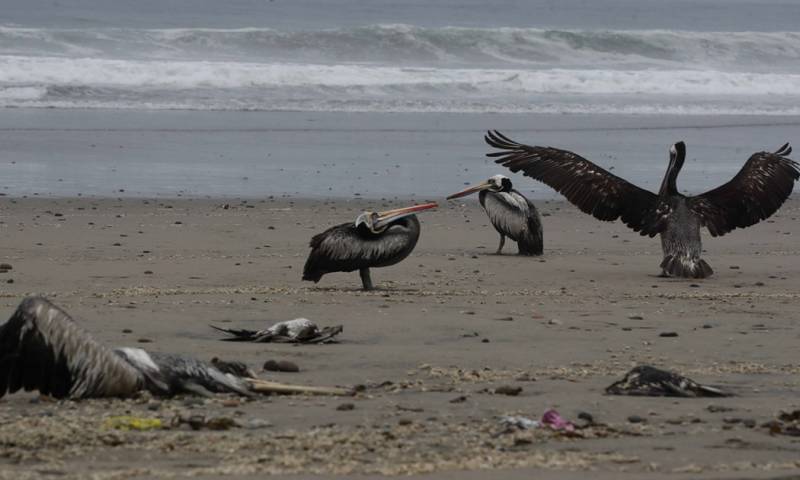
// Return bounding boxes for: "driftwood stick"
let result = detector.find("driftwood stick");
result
[246,378,353,396]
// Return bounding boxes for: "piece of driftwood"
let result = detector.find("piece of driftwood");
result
[211,318,343,343]
[606,365,731,397]
[246,378,352,396]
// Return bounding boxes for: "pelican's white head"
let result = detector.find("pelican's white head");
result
[446,174,512,200]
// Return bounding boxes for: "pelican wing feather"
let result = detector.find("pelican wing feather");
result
[688,144,799,237]
[0,297,143,399]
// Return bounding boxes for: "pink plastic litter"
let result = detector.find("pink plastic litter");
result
[541,409,575,432]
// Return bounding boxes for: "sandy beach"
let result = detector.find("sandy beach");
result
[1,195,799,479]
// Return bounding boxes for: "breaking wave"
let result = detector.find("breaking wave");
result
[2,25,800,70]
[2,24,800,114]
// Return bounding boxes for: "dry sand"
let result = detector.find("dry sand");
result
[1,195,799,479]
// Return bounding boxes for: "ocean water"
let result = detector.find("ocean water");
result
[2,0,800,115]
[0,1,798,198]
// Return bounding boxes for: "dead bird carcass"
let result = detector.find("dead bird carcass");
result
[211,318,343,343]
[0,297,349,399]
[606,365,731,398]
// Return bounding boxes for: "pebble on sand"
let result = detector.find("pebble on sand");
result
[263,360,300,372]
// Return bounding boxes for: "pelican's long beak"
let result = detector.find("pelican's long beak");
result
[374,202,438,227]
[446,181,493,200]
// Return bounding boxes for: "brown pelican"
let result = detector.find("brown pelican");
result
[486,130,799,278]
[0,297,252,399]
[447,174,543,255]
[606,365,730,397]
[302,202,438,290]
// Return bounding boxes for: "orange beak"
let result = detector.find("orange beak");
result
[374,202,438,228]
[446,181,493,200]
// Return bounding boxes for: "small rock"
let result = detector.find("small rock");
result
[707,405,735,413]
[0,263,12,270]
[495,316,514,322]
[578,412,594,424]
[263,360,300,372]
[494,385,523,396]
[398,418,413,426]
[122,328,133,333]
[481,338,490,343]
[627,314,644,320]
[449,395,468,403]
[547,318,562,325]
[137,338,153,343]
[659,332,679,337]
[627,415,645,424]
[336,403,355,411]
[743,418,756,428]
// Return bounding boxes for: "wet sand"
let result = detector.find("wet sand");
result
[1,195,799,479]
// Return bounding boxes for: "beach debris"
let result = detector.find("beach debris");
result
[764,410,800,436]
[211,318,343,343]
[494,385,523,396]
[211,357,257,378]
[541,409,575,432]
[172,414,238,431]
[606,365,731,397]
[263,359,300,372]
[500,415,540,430]
[499,409,576,433]
[103,416,163,431]
[246,378,352,396]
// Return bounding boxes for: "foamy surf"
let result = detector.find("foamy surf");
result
[2,24,800,114]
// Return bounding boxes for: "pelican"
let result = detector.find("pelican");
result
[303,202,438,290]
[447,174,543,255]
[0,297,252,399]
[486,130,799,278]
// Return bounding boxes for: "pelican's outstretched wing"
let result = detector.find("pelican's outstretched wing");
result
[0,297,143,399]
[486,130,667,236]
[688,143,799,237]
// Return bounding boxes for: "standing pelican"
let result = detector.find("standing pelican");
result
[303,202,437,290]
[0,297,252,399]
[485,130,799,278]
[447,174,543,255]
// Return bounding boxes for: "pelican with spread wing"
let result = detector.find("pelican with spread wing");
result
[486,130,798,278]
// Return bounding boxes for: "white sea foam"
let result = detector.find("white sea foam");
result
[3,56,800,95]
[2,25,800,70]
[2,24,800,114]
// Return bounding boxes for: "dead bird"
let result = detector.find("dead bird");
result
[606,365,731,397]
[211,318,343,343]
[211,357,257,378]
[0,297,349,399]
